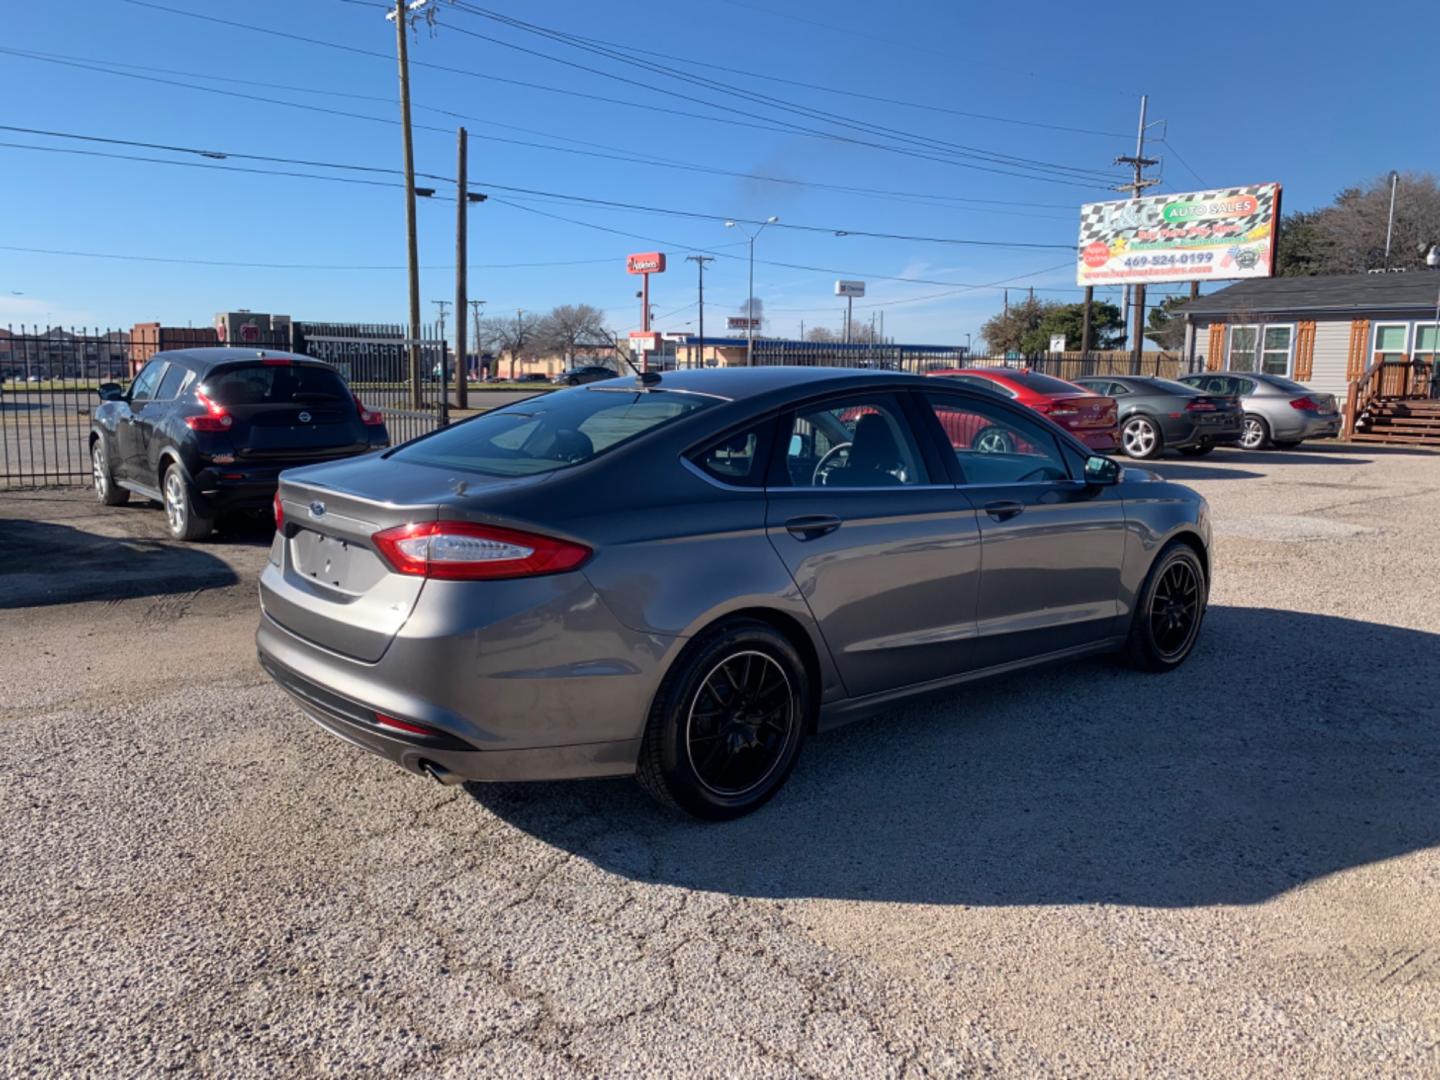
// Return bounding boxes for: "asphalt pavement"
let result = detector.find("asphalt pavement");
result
[2,443,1438,1077]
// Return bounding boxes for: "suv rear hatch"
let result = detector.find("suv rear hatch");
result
[203,359,371,463]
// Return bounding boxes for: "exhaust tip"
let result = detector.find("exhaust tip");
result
[419,760,464,787]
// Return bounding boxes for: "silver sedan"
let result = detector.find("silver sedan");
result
[257,368,1212,818]
[1179,372,1342,449]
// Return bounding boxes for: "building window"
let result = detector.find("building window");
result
[1226,325,1259,372]
[1261,325,1293,376]
[1415,323,1438,365]
[1373,323,1410,363]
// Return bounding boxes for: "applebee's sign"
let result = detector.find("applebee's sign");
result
[626,252,666,274]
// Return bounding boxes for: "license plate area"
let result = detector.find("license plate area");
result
[290,527,387,593]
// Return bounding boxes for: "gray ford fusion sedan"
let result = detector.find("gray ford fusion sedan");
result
[257,367,1211,819]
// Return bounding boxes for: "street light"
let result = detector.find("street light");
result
[725,215,779,367]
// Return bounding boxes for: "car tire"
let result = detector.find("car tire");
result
[636,618,810,820]
[1273,439,1303,449]
[1123,541,1207,672]
[971,426,1016,454]
[1240,413,1272,450]
[162,462,214,541]
[1121,415,1164,459]
[1178,441,1214,457]
[91,439,129,506]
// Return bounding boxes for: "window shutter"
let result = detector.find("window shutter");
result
[1206,323,1226,371]
[1294,321,1316,381]
[1346,319,1370,381]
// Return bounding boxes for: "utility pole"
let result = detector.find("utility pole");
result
[468,298,486,382]
[684,255,713,369]
[431,299,450,422]
[844,294,853,343]
[1115,94,1161,373]
[1384,170,1400,271]
[388,0,428,408]
[454,127,468,413]
[1080,285,1094,357]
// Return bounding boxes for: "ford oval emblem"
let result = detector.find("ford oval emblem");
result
[308,501,326,518]
[298,410,312,424]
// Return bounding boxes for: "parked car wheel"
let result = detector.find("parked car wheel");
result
[91,440,129,506]
[1272,439,1303,449]
[1240,414,1272,450]
[1121,415,1164,459]
[971,426,1016,454]
[636,619,810,820]
[1123,541,1207,672]
[1178,440,1214,457]
[162,462,214,541]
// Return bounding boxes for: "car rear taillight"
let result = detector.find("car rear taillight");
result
[374,712,443,737]
[273,491,284,533]
[1289,396,1319,411]
[354,394,384,426]
[371,521,591,580]
[184,388,233,431]
[1185,399,1217,412]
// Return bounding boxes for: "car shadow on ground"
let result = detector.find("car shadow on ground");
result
[469,606,1440,909]
[1139,461,1268,482]
[0,516,239,608]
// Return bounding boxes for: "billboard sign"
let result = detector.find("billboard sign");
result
[727,316,761,331]
[628,330,661,351]
[626,252,666,275]
[834,280,866,297]
[1076,183,1280,286]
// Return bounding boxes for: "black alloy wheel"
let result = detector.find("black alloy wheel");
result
[1124,542,1207,672]
[637,619,809,820]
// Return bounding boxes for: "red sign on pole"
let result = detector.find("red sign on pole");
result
[626,252,666,275]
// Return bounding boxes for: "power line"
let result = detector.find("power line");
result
[445,2,1124,184]
[0,48,1072,218]
[120,0,1118,190]
[0,243,617,271]
[0,126,1078,250]
[1159,139,1208,189]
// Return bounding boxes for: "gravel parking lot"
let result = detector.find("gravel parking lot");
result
[3,444,1439,1077]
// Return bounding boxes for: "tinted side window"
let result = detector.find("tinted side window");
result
[923,394,1069,485]
[129,361,166,403]
[155,364,189,401]
[690,420,772,488]
[782,396,926,488]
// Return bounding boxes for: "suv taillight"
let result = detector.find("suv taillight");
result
[184,388,233,431]
[371,521,591,580]
[354,394,384,426]
[1289,396,1319,411]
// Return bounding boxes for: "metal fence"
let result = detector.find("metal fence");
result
[740,340,1187,381]
[0,324,448,490]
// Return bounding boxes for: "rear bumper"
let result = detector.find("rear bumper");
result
[195,451,383,511]
[1172,417,1243,447]
[1274,412,1342,440]
[260,645,641,782]
[1075,428,1118,451]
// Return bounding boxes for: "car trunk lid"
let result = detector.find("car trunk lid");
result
[260,458,548,662]
[1038,393,1116,430]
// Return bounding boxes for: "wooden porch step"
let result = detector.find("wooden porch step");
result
[1359,425,1440,437]
[1362,416,1440,428]
[1349,432,1440,445]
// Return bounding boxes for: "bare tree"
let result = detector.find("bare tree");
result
[804,326,840,343]
[1277,172,1440,275]
[480,310,541,380]
[534,304,611,365]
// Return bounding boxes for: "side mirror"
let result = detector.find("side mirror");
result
[97,382,124,402]
[1084,454,1120,486]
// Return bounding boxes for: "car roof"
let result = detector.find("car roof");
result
[601,365,932,403]
[148,347,324,371]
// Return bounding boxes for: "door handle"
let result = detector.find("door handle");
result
[785,514,841,540]
[983,500,1026,522]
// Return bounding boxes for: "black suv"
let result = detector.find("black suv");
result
[90,348,390,540]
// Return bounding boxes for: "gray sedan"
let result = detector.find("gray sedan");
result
[1178,372,1341,449]
[1074,375,1244,459]
[257,368,1212,819]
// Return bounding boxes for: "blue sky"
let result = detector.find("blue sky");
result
[5,0,1437,344]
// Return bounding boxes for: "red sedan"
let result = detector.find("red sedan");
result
[925,367,1119,452]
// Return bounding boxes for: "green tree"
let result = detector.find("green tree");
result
[980,297,1052,353]
[1145,296,1190,351]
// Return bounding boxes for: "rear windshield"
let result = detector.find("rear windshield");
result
[203,362,350,405]
[1259,375,1310,393]
[1134,377,1201,396]
[1004,371,1088,395]
[392,387,717,476]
